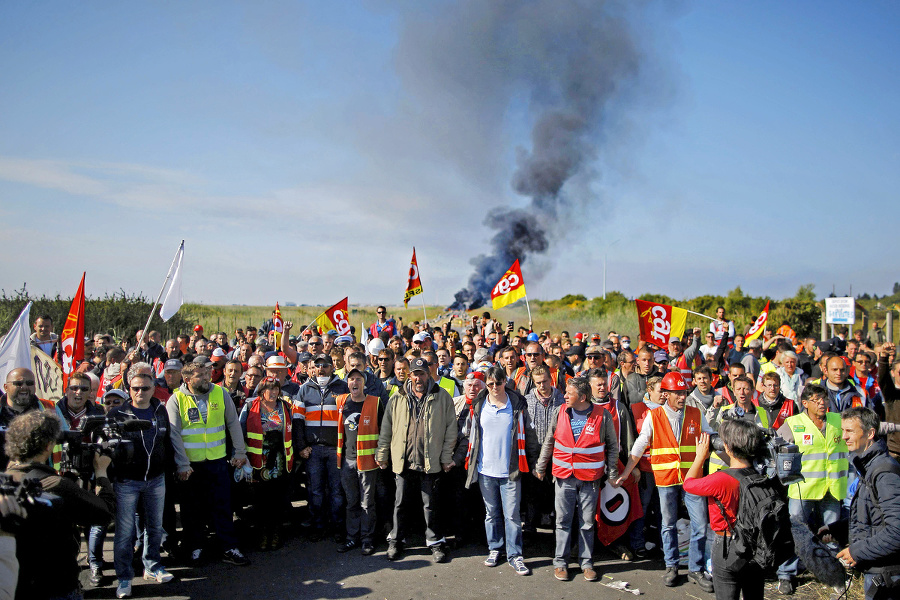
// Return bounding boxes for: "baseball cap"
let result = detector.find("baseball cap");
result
[164,359,183,371]
[296,351,313,363]
[412,332,428,343]
[669,336,681,344]
[465,371,485,382]
[574,333,584,341]
[313,353,333,365]
[192,356,212,367]
[346,367,366,380]
[211,348,227,363]
[653,350,669,363]
[103,389,129,402]
[335,335,353,346]
[410,357,429,373]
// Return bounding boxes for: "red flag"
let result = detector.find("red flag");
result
[635,299,688,348]
[61,273,86,390]
[595,460,644,546]
[404,248,424,308]
[273,302,284,347]
[491,259,527,310]
[315,297,351,337]
[744,300,770,342]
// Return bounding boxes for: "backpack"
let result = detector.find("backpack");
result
[715,467,794,571]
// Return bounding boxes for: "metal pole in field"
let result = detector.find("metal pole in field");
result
[821,311,827,341]
[887,311,894,344]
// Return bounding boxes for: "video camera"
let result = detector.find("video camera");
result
[710,428,803,485]
[0,473,58,533]
[58,414,152,481]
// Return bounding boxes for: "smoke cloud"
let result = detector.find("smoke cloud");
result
[395,1,651,310]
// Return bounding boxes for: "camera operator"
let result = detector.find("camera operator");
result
[107,372,173,598]
[4,410,114,600]
[684,419,766,600]
[0,493,27,600]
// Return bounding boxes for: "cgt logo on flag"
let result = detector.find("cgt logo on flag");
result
[404,248,424,308]
[316,297,352,337]
[635,300,687,347]
[745,300,770,342]
[491,259,527,310]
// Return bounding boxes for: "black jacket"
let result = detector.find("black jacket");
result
[843,440,900,573]
[108,399,171,481]
[7,462,114,599]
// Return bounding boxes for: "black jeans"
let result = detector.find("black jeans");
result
[712,534,763,600]
[391,470,443,546]
[180,458,238,551]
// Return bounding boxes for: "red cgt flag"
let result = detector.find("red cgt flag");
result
[404,248,424,308]
[744,300,770,342]
[315,297,351,337]
[491,259,527,310]
[596,460,644,546]
[61,273,86,389]
[635,299,687,348]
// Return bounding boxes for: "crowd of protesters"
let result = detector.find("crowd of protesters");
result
[1,306,899,600]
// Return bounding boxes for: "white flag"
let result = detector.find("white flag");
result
[159,242,184,322]
[0,301,33,382]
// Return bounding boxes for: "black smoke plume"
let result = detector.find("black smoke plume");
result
[431,1,647,310]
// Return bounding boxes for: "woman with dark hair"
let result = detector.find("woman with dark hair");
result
[239,377,302,550]
[683,419,765,600]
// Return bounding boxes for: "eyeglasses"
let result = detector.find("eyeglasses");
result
[804,396,827,404]
[854,360,870,365]
[8,380,35,387]
[68,386,90,392]
[131,386,152,392]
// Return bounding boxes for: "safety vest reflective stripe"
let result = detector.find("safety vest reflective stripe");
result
[176,386,227,462]
[649,405,701,487]
[553,458,605,470]
[335,394,381,472]
[245,398,294,471]
[553,443,606,455]
[785,412,848,501]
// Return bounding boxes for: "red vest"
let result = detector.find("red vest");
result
[631,402,653,472]
[245,398,294,472]
[551,405,607,482]
[752,395,797,430]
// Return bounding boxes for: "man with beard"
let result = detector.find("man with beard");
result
[221,360,246,411]
[166,362,250,567]
[513,343,565,396]
[376,358,456,563]
[625,348,659,407]
[0,368,61,470]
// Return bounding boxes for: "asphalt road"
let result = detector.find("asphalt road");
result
[78,522,855,600]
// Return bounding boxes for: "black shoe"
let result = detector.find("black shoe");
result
[664,566,679,587]
[222,548,250,566]
[386,541,402,561]
[430,543,447,563]
[337,540,358,553]
[688,571,714,593]
[633,548,647,561]
[89,566,103,586]
[361,542,375,556]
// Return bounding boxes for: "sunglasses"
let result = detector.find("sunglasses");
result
[587,355,604,360]
[131,386,152,392]
[8,380,35,387]
[68,386,90,392]
[485,381,503,387]
[377,357,391,361]
[104,399,123,406]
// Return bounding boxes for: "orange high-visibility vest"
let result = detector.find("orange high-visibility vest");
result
[245,398,294,472]
[335,394,381,472]
[649,405,701,487]
[551,405,607,482]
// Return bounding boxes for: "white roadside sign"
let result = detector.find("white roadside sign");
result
[825,297,856,324]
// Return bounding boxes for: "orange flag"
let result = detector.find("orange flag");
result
[491,259,527,310]
[404,248,424,307]
[61,273,86,389]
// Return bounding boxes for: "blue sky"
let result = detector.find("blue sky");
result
[1,1,897,307]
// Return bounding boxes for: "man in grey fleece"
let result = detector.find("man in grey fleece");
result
[166,360,250,566]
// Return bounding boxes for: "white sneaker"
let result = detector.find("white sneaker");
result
[484,549,501,567]
[144,568,174,583]
[116,580,132,598]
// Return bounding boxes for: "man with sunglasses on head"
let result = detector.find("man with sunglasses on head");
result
[0,368,61,471]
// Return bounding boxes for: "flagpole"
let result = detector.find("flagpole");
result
[685,309,715,321]
[420,294,428,324]
[524,294,533,326]
[136,241,183,353]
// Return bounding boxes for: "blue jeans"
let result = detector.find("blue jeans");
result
[306,445,344,530]
[114,474,165,582]
[777,495,841,580]
[87,524,108,569]
[478,474,523,559]
[553,476,600,569]
[658,484,708,572]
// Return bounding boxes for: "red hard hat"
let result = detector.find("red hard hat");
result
[193,324,203,332]
[660,372,687,392]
